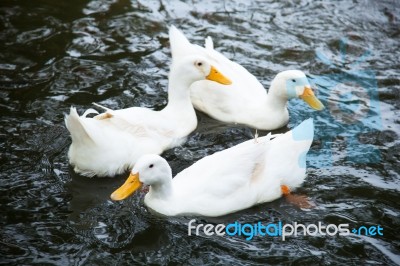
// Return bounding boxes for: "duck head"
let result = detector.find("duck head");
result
[110,154,172,201]
[270,70,324,110]
[171,55,232,86]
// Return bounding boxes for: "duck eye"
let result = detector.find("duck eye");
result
[149,164,154,168]
[197,62,203,67]
[292,79,296,83]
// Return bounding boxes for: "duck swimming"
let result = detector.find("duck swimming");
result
[111,119,314,217]
[65,55,232,177]
[169,26,324,130]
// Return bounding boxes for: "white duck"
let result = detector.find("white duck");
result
[169,26,324,130]
[65,55,232,177]
[111,118,314,217]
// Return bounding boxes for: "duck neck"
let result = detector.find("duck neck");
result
[162,72,195,115]
[148,179,173,200]
[160,68,198,135]
[265,92,288,111]
[266,83,289,112]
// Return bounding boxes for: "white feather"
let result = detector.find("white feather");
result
[65,55,231,177]
[114,119,314,217]
[169,26,324,130]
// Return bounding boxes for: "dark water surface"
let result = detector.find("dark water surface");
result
[1,0,400,265]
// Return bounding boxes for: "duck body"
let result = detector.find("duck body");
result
[111,119,314,217]
[169,26,324,130]
[65,55,232,177]
[191,83,290,130]
[66,105,195,177]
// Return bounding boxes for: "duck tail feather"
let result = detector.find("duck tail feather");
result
[169,25,195,59]
[92,102,113,112]
[205,36,214,50]
[65,107,94,145]
[291,118,314,145]
[82,108,99,118]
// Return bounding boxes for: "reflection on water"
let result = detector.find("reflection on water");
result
[1,0,399,265]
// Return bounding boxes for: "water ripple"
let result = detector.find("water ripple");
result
[1,0,399,265]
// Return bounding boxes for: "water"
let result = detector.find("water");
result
[1,0,399,265]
